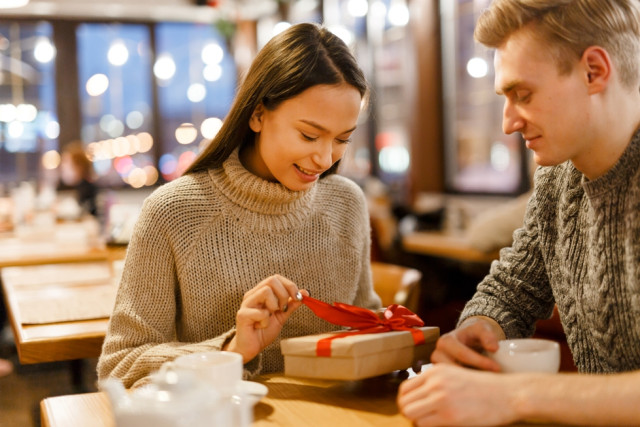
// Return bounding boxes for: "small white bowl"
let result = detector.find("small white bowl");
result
[488,338,560,373]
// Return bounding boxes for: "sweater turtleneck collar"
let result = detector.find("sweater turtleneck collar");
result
[582,127,640,198]
[208,147,317,219]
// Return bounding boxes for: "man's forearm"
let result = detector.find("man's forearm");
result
[513,370,640,425]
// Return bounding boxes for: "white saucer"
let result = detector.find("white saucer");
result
[238,380,268,405]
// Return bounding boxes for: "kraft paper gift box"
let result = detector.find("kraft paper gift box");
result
[280,326,439,381]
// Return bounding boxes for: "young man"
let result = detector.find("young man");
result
[398,0,640,425]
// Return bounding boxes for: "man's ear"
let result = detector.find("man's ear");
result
[581,46,612,94]
[249,103,265,132]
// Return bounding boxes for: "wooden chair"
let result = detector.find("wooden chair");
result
[371,261,422,313]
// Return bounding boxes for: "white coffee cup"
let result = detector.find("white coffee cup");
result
[172,351,249,426]
[488,338,560,373]
[173,351,243,396]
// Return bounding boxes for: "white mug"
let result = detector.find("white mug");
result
[172,351,250,426]
[488,338,560,373]
[173,351,243,396]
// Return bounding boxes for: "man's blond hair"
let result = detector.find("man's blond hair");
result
[475,0,640,89]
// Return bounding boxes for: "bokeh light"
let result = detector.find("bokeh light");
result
[203,64,223,82]
[86,74,109,96]
[347,0,368,17]
[177,151,197,176]
[127,167,147,188]
[175,123,198,144]
[154,54,176,81]
[126,111,145,129]
[159,153,178,176]
[114,155,134,176]
[143,165,159,186]
[201,43,223,65]
[200,117,223,140]
[42,150,61,170]
[137,132,154,153]
[34,37,56,63]
[108,40,129,66]
[379,146,410,173]
[467,57,489,79]
[45,120,60,139]
[187,83,206,103]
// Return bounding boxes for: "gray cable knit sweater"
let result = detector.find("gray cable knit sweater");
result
[460,128,640,374]
[97,149,381,388]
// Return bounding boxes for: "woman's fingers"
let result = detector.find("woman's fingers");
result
[244,275,293,311]
[279,289,309,318]
[239,276,309,331]
[245,275,305,312]
[236,306,270,328]
[267,275,302,311]
[233,278,309,362]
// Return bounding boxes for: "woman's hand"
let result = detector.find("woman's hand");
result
[224,274,308,362]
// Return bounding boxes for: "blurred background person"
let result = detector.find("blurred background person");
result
[58,141,98,218]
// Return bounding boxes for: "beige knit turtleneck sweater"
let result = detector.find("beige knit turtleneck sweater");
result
[97,149,381,388]
[460,128,640,374]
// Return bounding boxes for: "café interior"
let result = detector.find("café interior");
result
[0,0,575,426]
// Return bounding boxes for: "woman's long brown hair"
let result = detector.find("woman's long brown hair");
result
[184,22,368,177]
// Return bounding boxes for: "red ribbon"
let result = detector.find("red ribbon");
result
[300,296,426,357]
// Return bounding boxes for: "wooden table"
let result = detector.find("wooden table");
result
[40,371,568,427]
[0,219,127,267]
[402,231,500,264]
[40,371,416,427]
[0,236,125,268]
[1,261,118,364]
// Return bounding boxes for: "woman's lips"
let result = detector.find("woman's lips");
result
[294,164,321,182]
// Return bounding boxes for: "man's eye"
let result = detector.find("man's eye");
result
[515,91,531,102]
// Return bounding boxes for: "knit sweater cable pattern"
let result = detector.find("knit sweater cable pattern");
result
[97,149,381,388]
[460,129,640,374]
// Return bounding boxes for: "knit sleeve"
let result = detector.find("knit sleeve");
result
[458,168,556,338]
[96,188,236,389]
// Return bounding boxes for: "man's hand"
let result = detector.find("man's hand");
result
[430,316,505,371]
[398,364,521,426]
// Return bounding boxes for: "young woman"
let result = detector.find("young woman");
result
[97,23,381,389]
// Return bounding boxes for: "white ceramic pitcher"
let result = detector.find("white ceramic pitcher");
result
[100,367,220,427]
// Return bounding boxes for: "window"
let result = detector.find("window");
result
[0,21,56,186]
[440,0,530,194]
[322,0,413,200]
[76,23,155,188]
[154,22,236,181]
[0,16,239,193]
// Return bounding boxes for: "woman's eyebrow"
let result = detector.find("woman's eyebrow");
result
[299,119,357,134]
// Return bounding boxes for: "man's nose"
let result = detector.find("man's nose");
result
[502,99,525,135]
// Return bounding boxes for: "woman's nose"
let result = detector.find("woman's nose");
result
[312,140,333,169]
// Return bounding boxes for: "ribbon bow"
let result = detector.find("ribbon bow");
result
[300,296,426,357]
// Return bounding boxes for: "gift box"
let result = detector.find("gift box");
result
[280,326,439,380]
